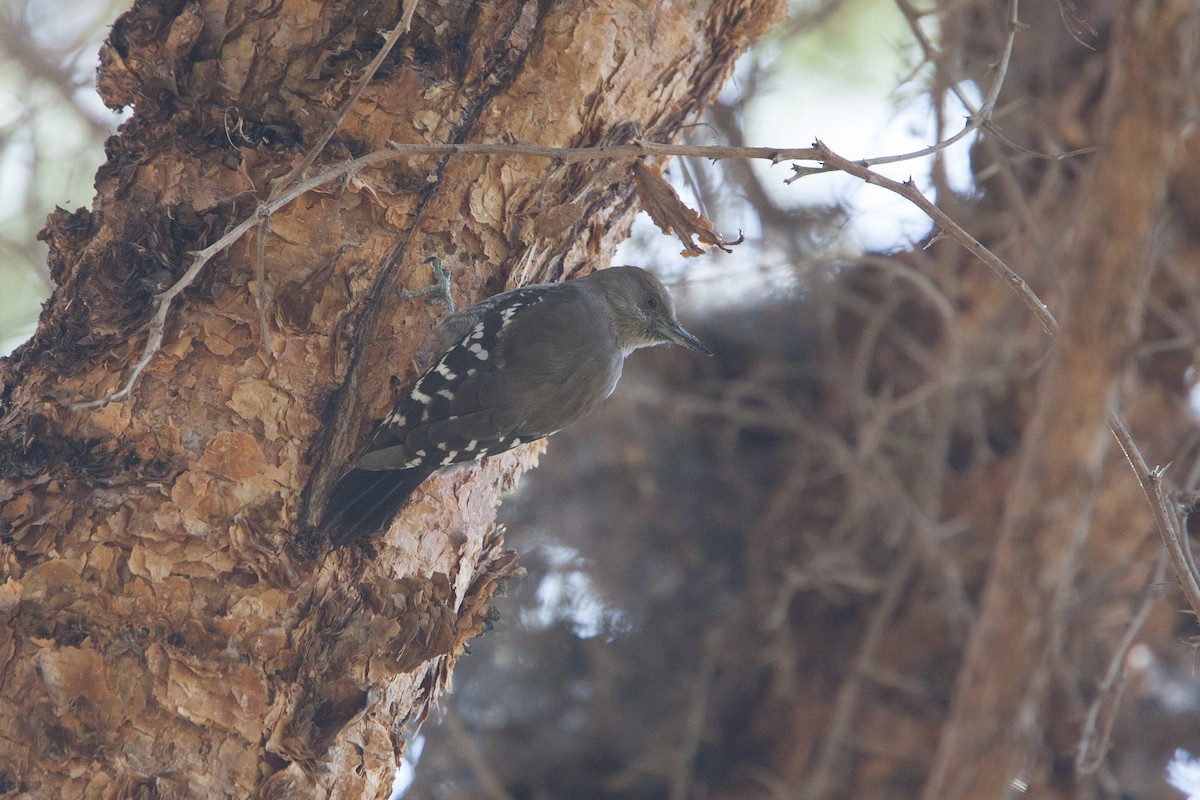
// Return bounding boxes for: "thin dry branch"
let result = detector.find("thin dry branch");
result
[866,0,1021,168]
[893,0,1002,129]
[255,209,272,353]
[248,4,418,356]
[1075,550,1168,774]
[811,141,1058,334]
[270,3,419,196]
[69,140,822,409]
[69,189,298,409]
[808,140,1200,621]
[63,129,1200,626]
[1110,417,1200,613]
[71,225,247,408]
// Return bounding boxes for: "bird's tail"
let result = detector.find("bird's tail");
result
[319,466,436,547]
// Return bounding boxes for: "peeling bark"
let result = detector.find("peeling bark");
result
[0,0,784,796]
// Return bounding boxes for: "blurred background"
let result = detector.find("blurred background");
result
[0,0,128,354]
[3,0,1199,798]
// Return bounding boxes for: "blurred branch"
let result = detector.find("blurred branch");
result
[668,628,721,800]
[1075,550,1168,774]
[440,710,518,800]
[0,15,115,138]
[805,541,919,799]
[893,0,1094,164]
[867,0,1021,168]
[811,138,1200,622]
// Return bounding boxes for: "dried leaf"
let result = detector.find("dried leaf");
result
[633,161,738,257]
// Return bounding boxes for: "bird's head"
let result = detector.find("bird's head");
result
[583,266,711,356]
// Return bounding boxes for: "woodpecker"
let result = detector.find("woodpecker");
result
[319,265,709,546]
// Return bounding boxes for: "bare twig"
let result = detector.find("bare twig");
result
[811,141,1059,334]
[382,140,823,164]
[246,3,419,354]
[1110,416,1200,616]
[255,208,272,353]
[866,0,1021,168]
[72,4,425,406]
[270,3,420,196]
[70,140,823,408]
[893,0,976,113]
[70,202,274,409]
[1075,550,1168,773]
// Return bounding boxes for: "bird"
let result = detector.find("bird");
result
[319,265,709,546]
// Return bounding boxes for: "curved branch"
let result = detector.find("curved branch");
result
[866,0,1020,168]
[66,131,1200,626]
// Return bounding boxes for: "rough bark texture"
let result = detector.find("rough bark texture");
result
[0,1,784,797]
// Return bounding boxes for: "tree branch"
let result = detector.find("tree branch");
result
[65,129,1200,627]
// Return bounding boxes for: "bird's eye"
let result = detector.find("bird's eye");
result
[642,295,659,311]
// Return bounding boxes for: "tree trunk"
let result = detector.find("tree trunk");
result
[0,1,783,796]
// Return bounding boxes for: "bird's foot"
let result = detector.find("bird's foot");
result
[399,256,455,312]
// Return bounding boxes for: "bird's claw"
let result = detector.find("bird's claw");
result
[398,256,455,312]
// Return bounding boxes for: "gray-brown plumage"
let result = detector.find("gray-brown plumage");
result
[320,266,708,546]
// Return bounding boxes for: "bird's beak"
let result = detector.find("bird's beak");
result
[661,319,712,355]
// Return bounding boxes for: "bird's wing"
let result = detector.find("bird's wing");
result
[471,285,623,437]
[355,285,563,467]
[355,409,508,469]
[415,283,551,368]
[355,282,620,471]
